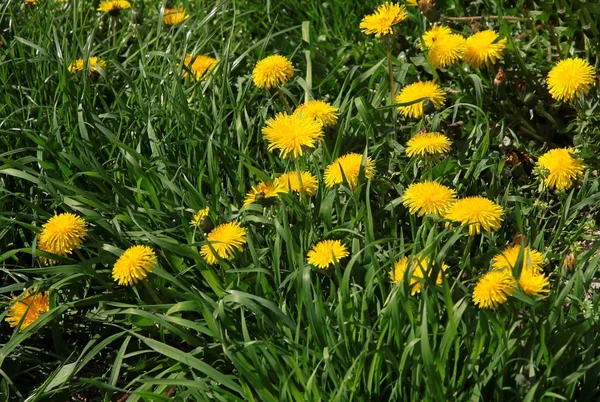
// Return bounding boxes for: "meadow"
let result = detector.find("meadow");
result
[1,0,600,400]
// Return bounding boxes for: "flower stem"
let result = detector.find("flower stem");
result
[278,88,293,114]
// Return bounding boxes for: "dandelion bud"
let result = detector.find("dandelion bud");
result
[563,253,576,270]
[493,68,506,87]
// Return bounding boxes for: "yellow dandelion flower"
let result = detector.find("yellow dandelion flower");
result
[112,245,157,286]
[390,255,447,295]
[536,148,586,191]
[262,113,324,158]
[294,100,339,126]
[276,171,319,196]
[183,54,218,81]
[518,268,550,296]
[252,55,294,89]
[25,0,37,5]
[491,245,544,272]
[444,196,504,235]
[38,213,87,264]
[421,25,453,49]
[97,0,131,13]
[547,58,595,102]
[428,33,465,69]
[244,181,286,207]
[405,132,452,157]
[201,222,247,264]
[5,288,50,330]
[464,30,506,68]
[406,0,418,6]
[307,240,349,269]
[360,2,408,37]
[472,269,516,309]
[402,181,456,217]
[324,153,375,189]
[68,57,107,74]
[396,81,446,119]
[191,207,210,228]
[162,8,189,26]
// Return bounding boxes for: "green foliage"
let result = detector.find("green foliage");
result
[1,0,599,400]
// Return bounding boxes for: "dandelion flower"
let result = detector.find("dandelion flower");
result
[536,148,586,191]
[547,58,595,102]
[5,288,50,330]
[252,55,294,89]
[406,0,418,6]
[421,25,453,48]
[464,30,506,68]
[162,8,189,26]
[390,255,448,295]
[68,57,107,74]
[38,213,87,264]
[428,33,465,69]
[444,196,504,235]
[518,268,550,296]
[262,113,324,158]
[191,207,210,228]
[25,0,37,5]
[307,240,349,269]
[97,0,131,14]
[244,181,286,207]
[276,171,319,196]
[183,54,218,81]
[491,245,544,272]
[402,181,456,216]
[294,100,339,126]
[201,222,247,264]
[324,153,375,189]
[112,245,157,286]
[472,269,516,309]
[396,81,446,119]
[360,2,408,37]
[405,132,452,157]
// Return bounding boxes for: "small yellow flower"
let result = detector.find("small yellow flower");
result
[406,0,418,6]
[294,100,339,126]
[191,207,210,228]
[97,0,131,13]
[547,58,595,102]
[444,196,504,235]
[38,213,87,264]
[427,33,465,69]
[396,81,446,119]
[307,240,349,269]
[421,25,453,48]
[183,54,218,81]
[390,255,447,295]
[536,148,586,191]
[402,181,456,217]
[244,181,287,207]
[464,30,506,68]
[112,245,157,286]
[518,268,550,296]
[25,0,37,5]
[360,2,408,37]
[201,222,247,264]
[68,57,107,74]
[405,132,452,157]
[162,8,189,26]
[276,171,319,196]
[262,113,324,158]
[491,246,544,272]
[5,288,50,330]
[472,269,516,309]
[252,55,294,89]
[324,153,375,189]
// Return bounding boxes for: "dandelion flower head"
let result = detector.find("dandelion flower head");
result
[444,196,504,235]
[38,213,87,263]
[294,100,339,126]
[5,288,50,330]
[402,181,456,217]
[307,240,349,269]
[472,269,516,309]
[262,113,324,158]
[405,132,452,157]
[68,57,107,74]
[191,207,210,228]
[360,2,408,37]
[396,81,446,119]
[252,55,294,89]
[518,268,550,296]
[112,245,157,286]
[547,58,595,102]
[183,54,218,81]
[97,0,131,13]
[324,153,375,189]
[390,255,448,295]
[162,8,189,26]
[491,245,544,272]
[276,171,319,196]
[536,148,586,191]
[427,32,466,69]
[201,222,247,264]
[244,180,286,207]
[464,30,506,68]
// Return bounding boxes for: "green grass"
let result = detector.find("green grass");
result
[1,0,600,400]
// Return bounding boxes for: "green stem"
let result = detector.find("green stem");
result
[278,88,293,114]
[385,36,395,105]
